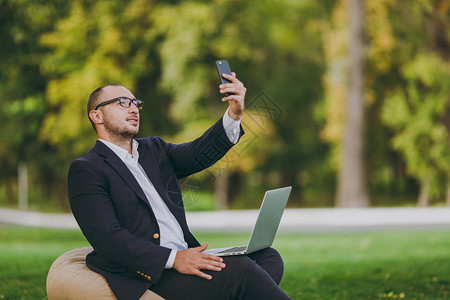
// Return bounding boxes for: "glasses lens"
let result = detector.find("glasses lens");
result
[118,97,131,108]
[116,97,143,110]
[133,99,144,110]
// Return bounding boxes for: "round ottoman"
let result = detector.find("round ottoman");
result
[46,247,164,300]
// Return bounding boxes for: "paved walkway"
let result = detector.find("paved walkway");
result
[1,207,450,232]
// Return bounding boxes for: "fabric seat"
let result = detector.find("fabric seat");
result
[46,247,164,300]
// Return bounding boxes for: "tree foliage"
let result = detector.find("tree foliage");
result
[377,0,450,204]
[0,0,447,210]
[321,0,449,206]
[382,54,450,204]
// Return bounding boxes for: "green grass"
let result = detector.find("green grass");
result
[0,225,449,300]
[0,225,89,300]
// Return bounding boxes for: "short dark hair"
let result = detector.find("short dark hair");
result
[87,84,124,130]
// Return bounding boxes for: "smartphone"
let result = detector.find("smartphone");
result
[216,60,232,96]
[215,60,232,84]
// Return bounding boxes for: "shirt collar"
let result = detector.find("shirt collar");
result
[98,139,139,162]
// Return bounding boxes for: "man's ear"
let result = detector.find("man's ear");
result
[89,110,104,125]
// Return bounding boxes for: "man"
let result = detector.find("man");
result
[68,72,291,300]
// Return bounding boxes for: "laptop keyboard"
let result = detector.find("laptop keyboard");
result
[217,246,247,254]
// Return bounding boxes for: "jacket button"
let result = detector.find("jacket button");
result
[153,233,160,239]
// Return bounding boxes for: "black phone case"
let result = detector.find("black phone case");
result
[216,60,232,96]
[215,60,232,84]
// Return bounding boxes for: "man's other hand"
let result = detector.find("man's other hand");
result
[220,72,246,121]
[172,243,226,280]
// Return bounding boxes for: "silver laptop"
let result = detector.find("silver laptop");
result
[203,186,292,256]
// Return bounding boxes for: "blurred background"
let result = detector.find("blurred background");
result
[0,0,449,213]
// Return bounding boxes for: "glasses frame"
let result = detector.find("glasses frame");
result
[94,97,144,110]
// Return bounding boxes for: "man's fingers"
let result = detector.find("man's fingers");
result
[196,259,226,276]
[220,87,243,95]
[200,257,226,268]
[222,96,233,102]
[222,72,240,83]
[198,254,226,270]
[198,263,224,272]
[173,246,226,280]
[220,81,244,89]
[201,253,224,263]
[212,260,226,268]
[194,270,213,280]
[222,95,242,103]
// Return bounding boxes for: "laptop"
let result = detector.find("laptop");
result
[203,186,292,256]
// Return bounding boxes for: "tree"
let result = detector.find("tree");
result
[0,0,69,209]
[37,0,332,209]
[337,0,369,207]
[382,54,450,206]
[0,0,344,211]
[379,0,450,206]
[322,0,369,207]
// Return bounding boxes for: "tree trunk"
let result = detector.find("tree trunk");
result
[417,176,431,207]
[214,171,229,210]
[18,162,28,210]
[227,172,242,204]
[337,0,369,207]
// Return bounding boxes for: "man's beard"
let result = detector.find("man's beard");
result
[103,114,139,143]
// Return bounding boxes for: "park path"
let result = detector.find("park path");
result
[1,207,450,233]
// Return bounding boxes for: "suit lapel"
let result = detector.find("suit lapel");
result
[137,140,184,222]
[93,141,150,208]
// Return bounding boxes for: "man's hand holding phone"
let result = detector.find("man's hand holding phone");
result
[216,60,246,121]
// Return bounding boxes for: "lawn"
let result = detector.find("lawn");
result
[0,225,449,299]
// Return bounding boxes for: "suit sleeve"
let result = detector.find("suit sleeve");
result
[68,159,171,285]
[163,116,244,179]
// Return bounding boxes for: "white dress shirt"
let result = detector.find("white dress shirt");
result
[99,108,241,268]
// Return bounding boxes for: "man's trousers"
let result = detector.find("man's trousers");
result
[149,247,291,300]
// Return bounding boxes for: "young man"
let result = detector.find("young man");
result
[68,73,291,300]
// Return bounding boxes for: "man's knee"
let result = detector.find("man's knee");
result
[248,247,284,267]
[216,248,285,285]
[248,247,285,285]
[224,249,283,276]
[223,255,256,274]
[259,247,283,261]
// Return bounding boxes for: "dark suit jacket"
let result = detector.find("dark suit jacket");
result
[68,117,243,300]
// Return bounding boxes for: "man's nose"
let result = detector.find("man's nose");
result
[128,103,139,113]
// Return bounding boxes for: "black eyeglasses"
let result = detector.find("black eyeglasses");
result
[95,97,144,110]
